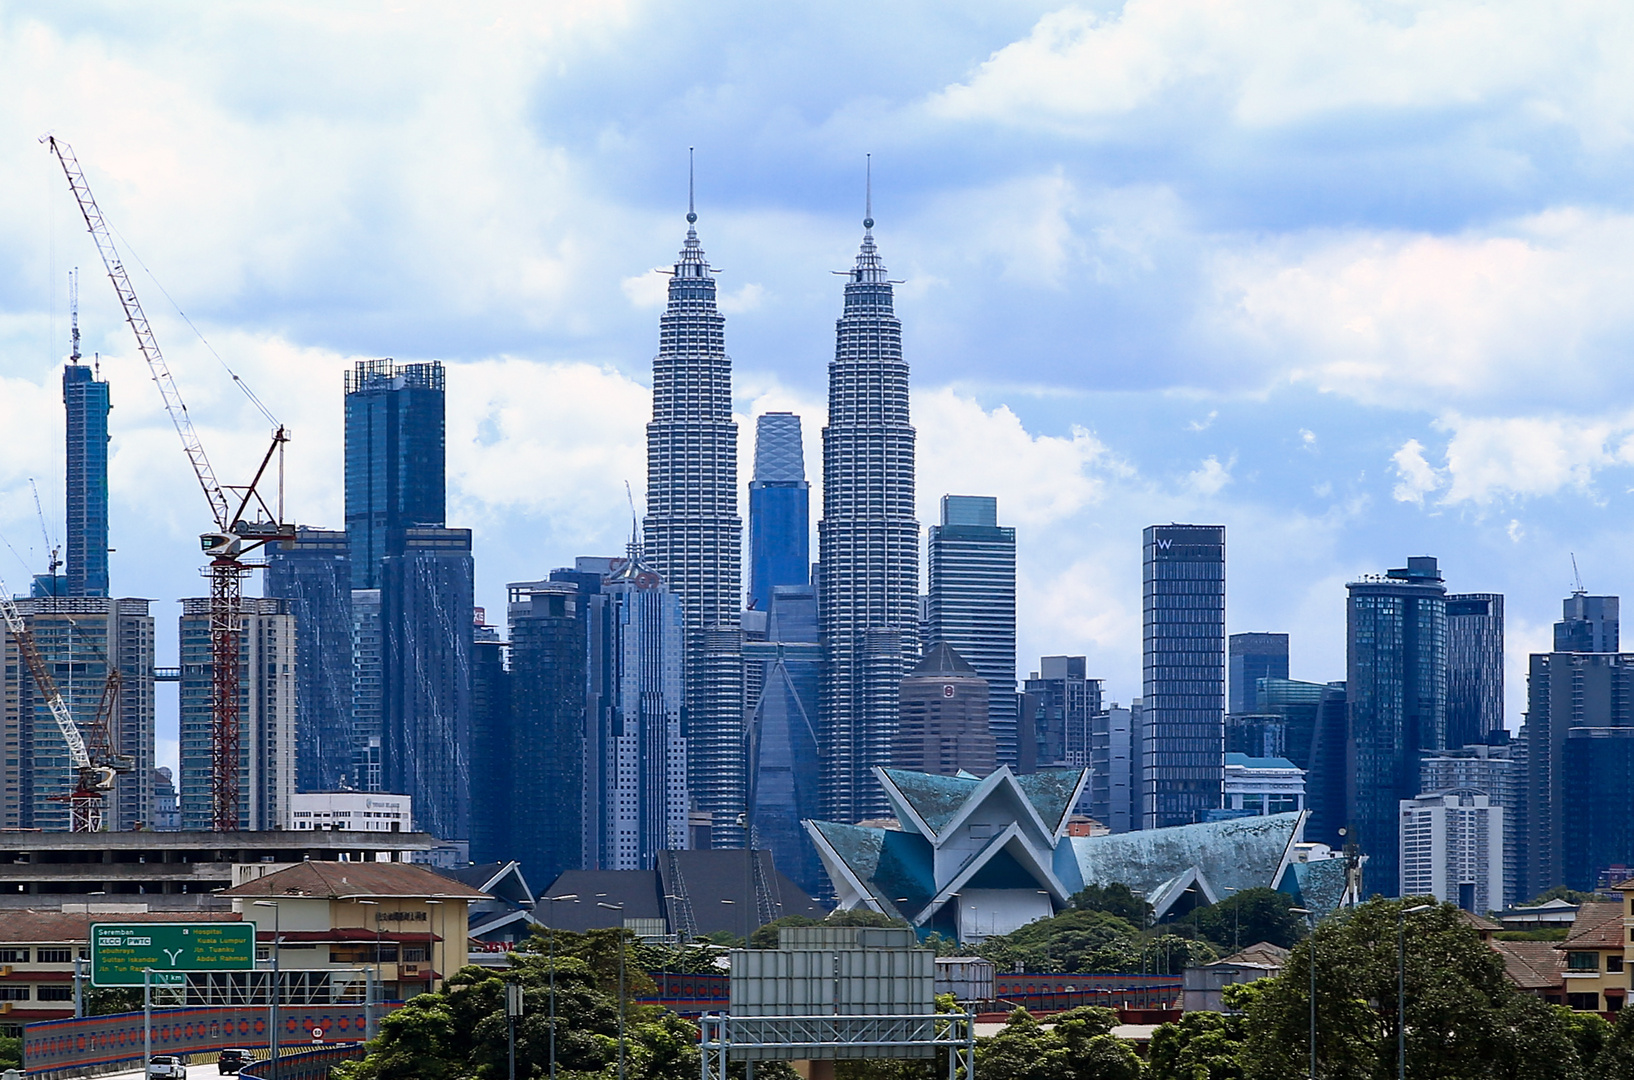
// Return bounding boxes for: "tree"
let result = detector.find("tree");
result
[1593,1006,1634,1080]
[1526,886,1606,906]
[1238,898,1587,1080]
[0,1034,20,1071]
[1175,887,1307,952]
[1070,883,1153,928]
[1147,1010,1246,1080]
[974,1007,1141,1080]
[977,908,1143,973]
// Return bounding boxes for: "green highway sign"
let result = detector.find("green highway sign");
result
[90,922,256,986]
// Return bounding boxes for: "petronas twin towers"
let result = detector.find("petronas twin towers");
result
[642,175,918,835]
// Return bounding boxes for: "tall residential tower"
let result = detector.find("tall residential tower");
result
[926,495,1017,765]
[818,190,919,824]
[642,194,744,845]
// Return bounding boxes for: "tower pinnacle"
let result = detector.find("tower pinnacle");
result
[864,153,873,231]
[687,147,697,225]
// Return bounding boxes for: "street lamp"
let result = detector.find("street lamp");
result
[1222,886,1240,953]
[253,900,280,1080]
[358,899,380,1039]
[425,899,443,996]
[1289,907,1315,1080]
[597,901,627,1080]
[1399,903,1434,1080]
[540,893,579,1080]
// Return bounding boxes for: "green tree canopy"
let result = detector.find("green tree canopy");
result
[1239,897,1587,1080]
[1175,886,1308,952]
[974,1007,1141,1080]
[1147,1009,1246,1080]
[1069,883,1154,928]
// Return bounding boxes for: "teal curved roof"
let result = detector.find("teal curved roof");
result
[1069,812,1302,899]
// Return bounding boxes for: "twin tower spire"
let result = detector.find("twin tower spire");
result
[642,153,918,835]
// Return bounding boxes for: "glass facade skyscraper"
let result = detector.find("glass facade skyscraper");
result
[1020,655,1101,773]
[642,207,744,847]
[1556,591,1618,653]
[748,412,810,613]
[1140,524,1226,829]
[818,210,919,824]
[926,495,1018,766]
[1228,633,1287,715]
[264,528,355,791]
[1346,556,1447,897]
[744,584,823,895]
[62,362,110,598]
[344,360,447,590]
[1446,592,1504,751]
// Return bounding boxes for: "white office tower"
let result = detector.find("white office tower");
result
[1399,789,1505,913]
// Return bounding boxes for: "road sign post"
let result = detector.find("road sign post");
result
[91,922,255,986]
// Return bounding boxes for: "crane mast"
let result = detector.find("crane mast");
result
[45,135,294,830]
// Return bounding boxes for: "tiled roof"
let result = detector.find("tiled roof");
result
[0,910,241,943]
[1493,940,1565,991]
[1455,909,1502,933]
[1561,902,1625,950]
[219,861,488,900]
[1216,942,1290,968]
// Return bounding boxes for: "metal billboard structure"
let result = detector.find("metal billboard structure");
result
[90,922,256,986]
[698,1012,976,1079]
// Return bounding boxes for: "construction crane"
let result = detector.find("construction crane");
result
[0,573,125,830]
[45,135,295,830]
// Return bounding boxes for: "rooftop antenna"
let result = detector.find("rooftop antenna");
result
[687,147,696,225]
[68,267,81,364]
[1572,553,1586,596]
[864,153,873,230]
[624,480,640,552]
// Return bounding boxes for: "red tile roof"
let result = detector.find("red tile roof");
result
[0,910,241,943]
[1560,902,1625,951]
[219,861,488,900]
[1492,940,1565,991]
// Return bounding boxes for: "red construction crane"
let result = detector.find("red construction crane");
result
[45,135,295,830]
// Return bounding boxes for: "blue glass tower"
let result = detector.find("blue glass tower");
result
[1346,556,1447,897]
[264,528,355,791]
[344,360,447,590]
[748,412,810,612]
[1140,524,1226,828]
[62,361,110,597]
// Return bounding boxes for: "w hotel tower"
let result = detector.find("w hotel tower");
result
[819,183,920,823]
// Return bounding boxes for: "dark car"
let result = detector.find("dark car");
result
[216,1049,252,1075]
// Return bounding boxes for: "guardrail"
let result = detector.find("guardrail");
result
[241,1043,367,1080]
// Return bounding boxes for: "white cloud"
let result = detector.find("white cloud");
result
[1186,454,1232,497]
[928,1,1634,140]
[1390,438,1443,504]
[621,270,670,310]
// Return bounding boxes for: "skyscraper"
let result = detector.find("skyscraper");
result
[1020,656,1101,772]
[503,581,586,886]
[818,196,919,824]
[1446,593,1504,751]
[343,359,473,842]
[1421,742,1519,907]
[468,617,510,867]
[1521,651,1634,898]
[748,413,810,613]
[926,495,1018,765]
[264,528,354,791]
[579,554,688,870]
[1,597,154,831]
[744,584,824,896]
[179,597,296,830]
[1140,524,1226,829]
[350,588,383,791]
[1255,677,1348,848]
[380,527,473,842]
[1563,727,1634,892]
[1556,591,1619,653]
[894,642,996,777]
[1346,556,1447,897]
[1089,703,1134,833]
[62,361,110,598]
[1228,633,1287,715]
[344,360,446,590]
[642,197,744,846]
[1399,789,1504,914]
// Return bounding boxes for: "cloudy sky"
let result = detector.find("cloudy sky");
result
[5,1,1634,770]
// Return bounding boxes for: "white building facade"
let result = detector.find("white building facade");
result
[289,791,413,832]
[1223,753,1305,815]
[1400,788,1505,913]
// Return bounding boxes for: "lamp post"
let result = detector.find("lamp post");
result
[358,899,380,1039]
[1222,886,1240,953]
[425,899,442,996]
[1289,908,1315,1080]
[253,901,281,1080]
[540,893,579,1080]
[1399,904,1434,1080]
[597,901,626,1080]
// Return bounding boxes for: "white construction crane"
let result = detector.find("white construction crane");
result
[0,574,116,830]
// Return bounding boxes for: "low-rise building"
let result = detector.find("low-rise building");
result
[0,910,243,1035]
[288,791,413,832]
[1182,942,1289,1012]
[1555,901,1626,1014]
[221,861,488,1002]
[1221,753,1305,816]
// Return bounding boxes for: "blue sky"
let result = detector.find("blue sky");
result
[5,1,1634,770]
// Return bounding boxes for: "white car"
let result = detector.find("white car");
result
[148,1055,187,1079]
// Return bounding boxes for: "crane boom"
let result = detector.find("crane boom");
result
[42,136,232,530]
[0,576,92,772]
